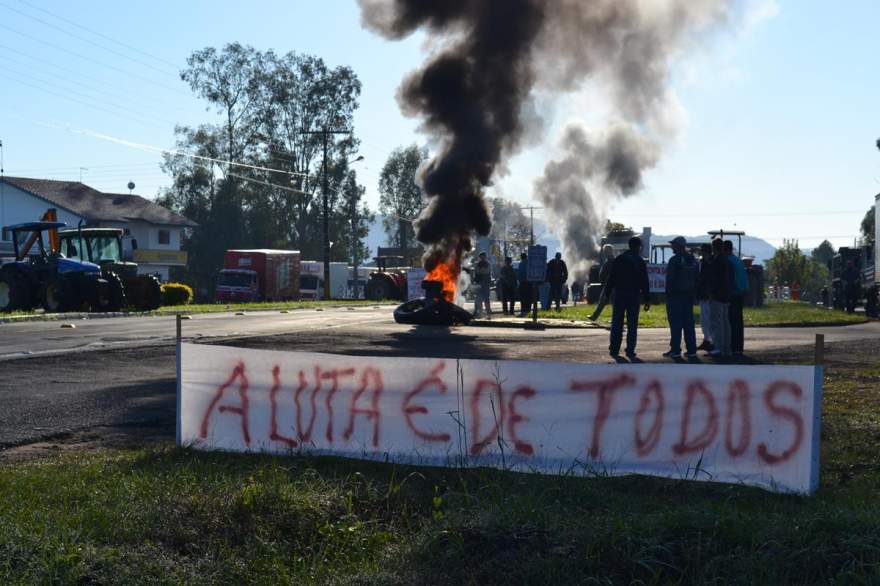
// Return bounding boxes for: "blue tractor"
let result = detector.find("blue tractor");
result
[0,221,124,313]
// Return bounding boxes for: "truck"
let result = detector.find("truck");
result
[296,261,356,300]
[216,249,300,303]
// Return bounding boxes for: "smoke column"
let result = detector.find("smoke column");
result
[359,0,732,272]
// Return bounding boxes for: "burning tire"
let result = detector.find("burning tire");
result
[393,298,473,326]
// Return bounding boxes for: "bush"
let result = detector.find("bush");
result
[160,282,193,306]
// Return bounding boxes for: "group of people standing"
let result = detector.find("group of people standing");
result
[593,235,749,360]
[474,251,570,318]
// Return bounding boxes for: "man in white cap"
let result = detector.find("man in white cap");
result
[663,236,698,359]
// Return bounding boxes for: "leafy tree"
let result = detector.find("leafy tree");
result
[487,197,530,258]
[336,170,374,298]
[766,239,829,301]
[861,206,874,246]
[161,44,363,294]
[378,145,428,249]
[810,239,836,266]
[604,220,628,232]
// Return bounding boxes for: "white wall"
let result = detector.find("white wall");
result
[0,183,83,255]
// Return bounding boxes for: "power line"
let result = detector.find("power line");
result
[0,72,171,127]
[0,63,176,126]
[0,42,189,115]
[18,0,181,70]
[0,22,189,96]
[0,1,179,77]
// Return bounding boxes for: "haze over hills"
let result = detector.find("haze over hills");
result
[363,216,775,265]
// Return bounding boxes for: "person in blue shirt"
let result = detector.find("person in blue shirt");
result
[723,239,749,356]
[517,252,530,317]
[663,236,698,359]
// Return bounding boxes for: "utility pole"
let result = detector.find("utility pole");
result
[519,205,543,246]
[300,128,351,300]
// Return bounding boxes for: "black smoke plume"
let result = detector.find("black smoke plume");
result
[360,0,732,270]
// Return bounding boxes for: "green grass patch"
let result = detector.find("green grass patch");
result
[539,301,867,328]
[2,349,880,584]
[0,299,389,320]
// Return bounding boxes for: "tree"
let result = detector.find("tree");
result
[162,44,363,294]
[604,220,627,232]
[861,206,874,247]
[810,239,836,266]
[766,239,829,301]
[378,145,428,250]
[487,197,530,258]
[337,170,374,298]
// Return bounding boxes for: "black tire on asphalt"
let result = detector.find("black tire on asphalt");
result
[0,269,32,312]
[393,299,473,326]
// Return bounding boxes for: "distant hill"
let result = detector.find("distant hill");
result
[654,234,776,264]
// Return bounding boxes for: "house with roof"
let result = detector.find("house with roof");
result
[0,176,196,281]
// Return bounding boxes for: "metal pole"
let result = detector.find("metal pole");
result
[175,313,182,447]
[530,208,534,246]
[321,132,331,300]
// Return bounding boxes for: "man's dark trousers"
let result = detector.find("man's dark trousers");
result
[549,282,562,309]
[667,293,697,354]
[501,285,515,314]
[610,290,640,356]
[518,282,532,315]
[729,294,745,353]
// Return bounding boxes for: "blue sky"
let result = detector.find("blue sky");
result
[0,0,877,249]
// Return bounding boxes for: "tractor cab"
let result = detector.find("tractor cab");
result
[58,228,139,280]
[2,221,100,275]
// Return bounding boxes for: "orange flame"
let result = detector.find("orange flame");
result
[426,260,459,302]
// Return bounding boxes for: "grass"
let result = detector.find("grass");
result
[538,300,867,328]
[2,345,880,584]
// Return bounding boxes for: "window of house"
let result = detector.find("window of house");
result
[158,229,170,245]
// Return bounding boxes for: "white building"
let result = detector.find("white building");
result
[0,176,196,281]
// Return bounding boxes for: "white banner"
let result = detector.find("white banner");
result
[406,268,427,301]
[179,343,822,494]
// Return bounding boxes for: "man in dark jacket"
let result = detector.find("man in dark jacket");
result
[589,244,615,321]
[517,252,531,317]
[663,236,698,359]
[605,236,650,359]
[546,252,568,311]
[708,238,733,357]
[696,243,714,351]
[499,256,518,315]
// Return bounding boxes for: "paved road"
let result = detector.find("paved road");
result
[1,305,879,453]
[1,305,879,360]
[0,306,394,360]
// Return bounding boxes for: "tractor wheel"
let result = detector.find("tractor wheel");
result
[365,275,394,301]
[99,272,125,312]
[42,274,80,313]
[0,269,31,312]
[134,275,162,310]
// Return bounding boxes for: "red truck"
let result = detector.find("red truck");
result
[215,249,300,303]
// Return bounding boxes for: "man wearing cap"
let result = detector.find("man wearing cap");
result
[663,236,698,359]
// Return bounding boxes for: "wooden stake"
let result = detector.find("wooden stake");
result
[814,333,824,366]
